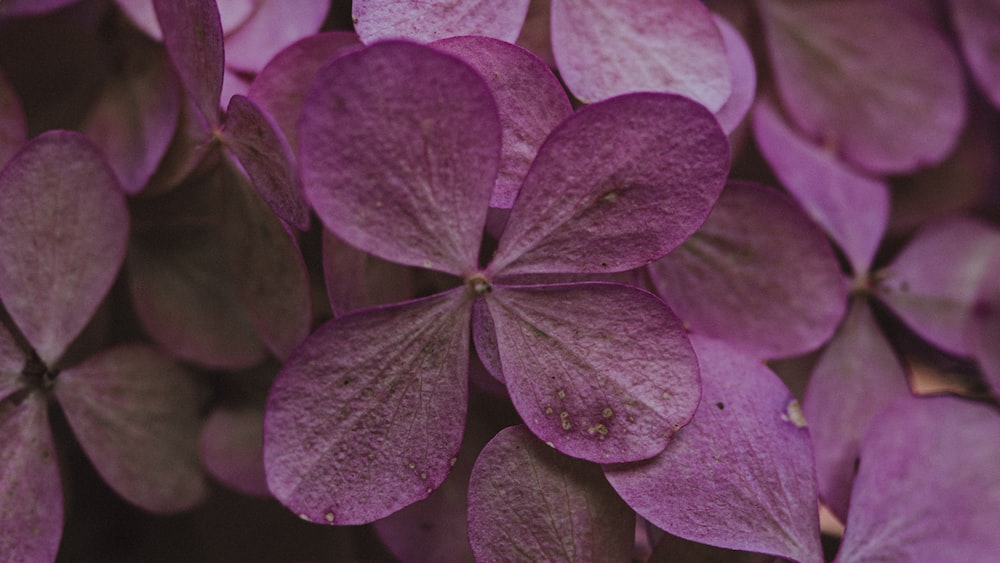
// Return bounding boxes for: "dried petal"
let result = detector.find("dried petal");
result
[353,0,530,44]
[153,0,224,128]
[321,229,416,317]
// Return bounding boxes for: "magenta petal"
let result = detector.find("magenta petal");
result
[649,182,847,359]
[353,0,530,44]
[0,131,128,366]
[433,36,573,209]
[550,0,731,109]
[490,93,729,277]
[153,0,224,128]
[753,97,889,275]
[222,0,329,73]
[950,0,1000,108]
[0,68,26,167]
[760,0,966,174]
[467,425,634,562]
[54,345,208,512]
[300,41,501,276]
[321,229,416,317]
[802,299,911,522]
[200,406,269,497]
[221,95,309,230]
[877,217,1000,357]
[605,335,823,563]
[712,14,756,135]
[0,392,63,563]
[264,289,472,525]
[838,395,1000,561]
[486,283,699,463]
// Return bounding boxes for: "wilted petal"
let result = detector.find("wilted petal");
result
[877,217,1000,357]
[433,35,572,209]
[53,345,208,512]
[486,283,699,463]
[713,14,756,135]
[353,0,530,44]
[605,335,823,563]
[0,392,62,563]
[200,406,269,496]
[950,0,1000,108]
[551,0,731,109]
[0,131,128,366]
[153,0,224,128]
[760,0,966,173]
[490,93,729,277]
[753,97,888,275]
[222,0,329,73]
[468,425,633,562]
[838,395,1000,561]
[650,182,847,359]
[802,299,911,522]
[264,289,472,525]
[300,41,501,276]
[322,229,416,317]
[0,68,26,167]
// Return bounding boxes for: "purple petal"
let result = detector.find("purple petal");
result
[486,283,699,463]
[970,258,1000,397]
[0,67,27,167]
[605,335,823,563]
[489,93,729,277]
[550,0,731,109]
[471,298,503,383]
[0,131,128,366]
[153,0,224,128]
[649,182,847,359]
[248,31,362,153]
[950,0,1000,108]
[353,0,530,44]
[432,36,573,209]
[200,406,269,497]
[116,0,258,39]
[838,395,1000,561]
[264,289,472,525]
[877,217,1000,357]
[713,14,756,135]
[321,229,416,317]
[222,0,329,73]
[300,41,501,276]
[53,345,209,512]
[468,425,634,562]
[0,321,27,397]
[752,97,888,275]
[802,299,911,522]
[221,95,310,230]
[760,0,966,173]
[0,392,62,563]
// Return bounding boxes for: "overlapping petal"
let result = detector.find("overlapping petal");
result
[713,14,756,135]
[199,406,269,496]
[0,322,26,400]
[970,258,1000,397]
[353,0,530,44]
[153,0,224,128]
[222,0,329,73]
[949,0,1000,108]
[321,229,416,317]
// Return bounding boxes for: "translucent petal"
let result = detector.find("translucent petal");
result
[222,0,329,73]
[353,0,530,44]
[153,0,224,128]
[300,41,501,276]
[950,0,1000,108]
[199,406,269,497]
[605,335,823,563]
[264,289,472,525]
[0,67,26,167]
[0,131,128,366]
[490,93,729,277]
[321,229,416,317]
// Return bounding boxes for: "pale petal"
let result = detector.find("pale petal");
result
[200,406,269,496]
[713,14,756,134]
[353,0,530,44]
[222,0,329,73]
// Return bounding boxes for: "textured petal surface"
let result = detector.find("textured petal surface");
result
[753,98,888,275]
[321,229,416,317]
[200,406,269,496]
[433,35,572,209]
[605,335,823,563]
[650,182,847,359]
[153,0,224,128]
[468,425,633,562]
[486,283,699,463]
[550,0,731,109]
[877,217,1000,357]
[222,0,329,73]
[838,395,1000,561]
[490,93,729,277]
[802,299,911,522]
[713,14,756,135]
[300,41,501,276]
[760,0,966,173]
[0,131,128,366]
[0,68,26,167]
[0,393,62,563]
[950,0,1000,108]
[264,289,472,525]
[353,0,529,44]
[54,345,209,512]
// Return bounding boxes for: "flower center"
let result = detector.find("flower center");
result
[466,273,492,295]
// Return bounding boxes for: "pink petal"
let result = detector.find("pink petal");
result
[950,0,1000,108]
[605,335,824,563]
[802,299,911,522]
[486,283,699,463]
[838,395,1000,561]
[153,0,224,128]
[353,0,530,44]
[489,93,729,277]
[321,229,416,317]
[0,131,128,366]
[752,97,889,275]
[54,345,209,512]
[0,392,63,563]
[760,0,966,174]
[264,289,472,525]
[222,0,329,73]
[649,182,847,359]
[0,67,26,167]
[300,41,501,276]
[877,217,1000,357]
[712,14,756,135]
[432,35,573,209]
[468,425,634,561]
[200,406,269,496]
[550,0,731,109]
